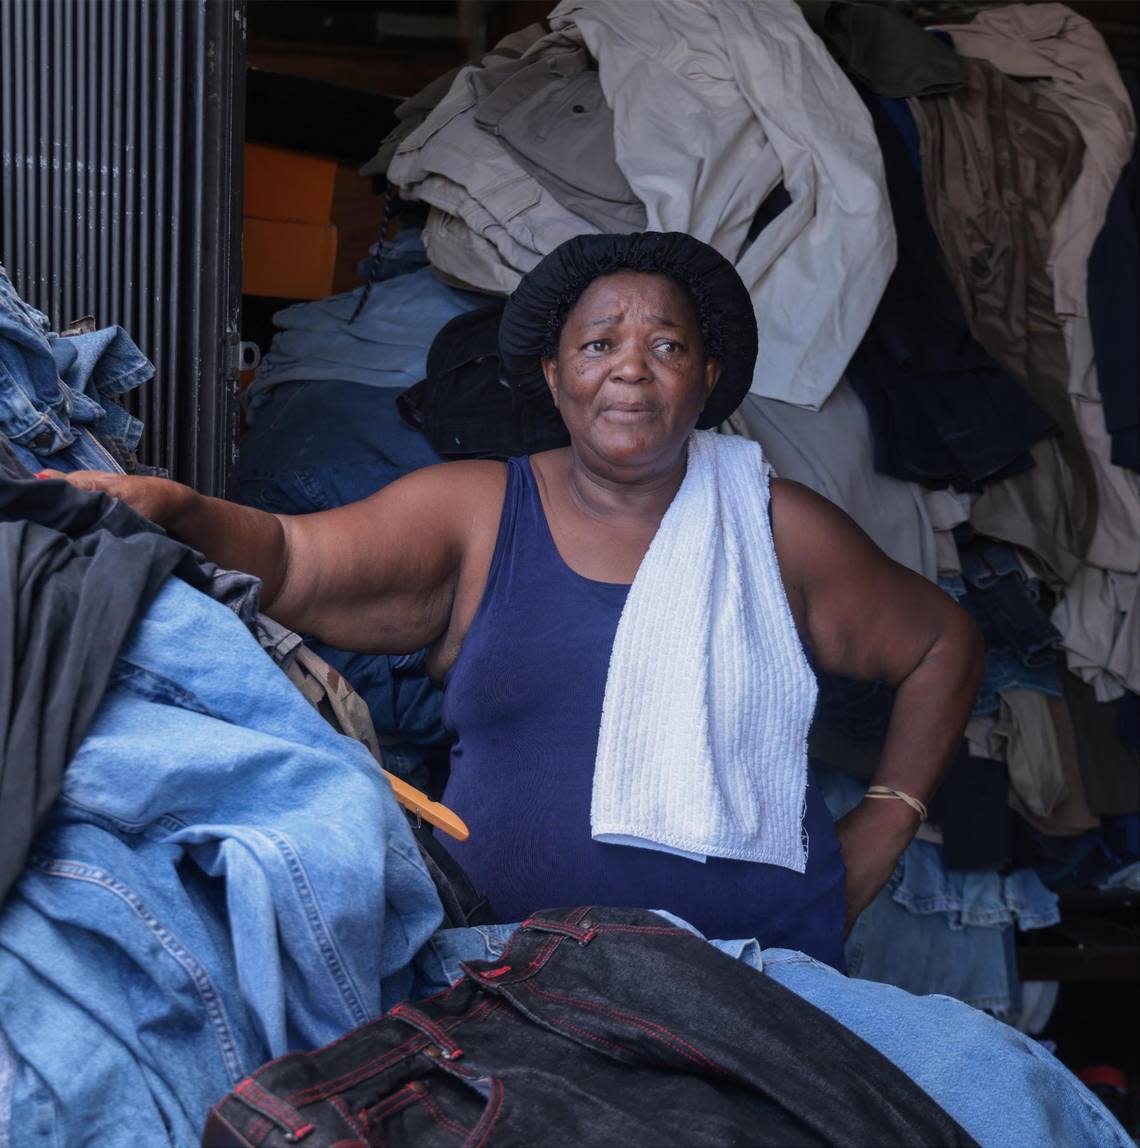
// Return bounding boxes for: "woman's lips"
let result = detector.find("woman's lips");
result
[601,404,657,423]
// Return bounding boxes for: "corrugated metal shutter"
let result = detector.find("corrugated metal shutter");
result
[0,0,246,496]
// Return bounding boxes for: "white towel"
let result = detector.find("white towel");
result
[591,430,818,871]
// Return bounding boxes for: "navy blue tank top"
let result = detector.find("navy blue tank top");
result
[442,456,847,967]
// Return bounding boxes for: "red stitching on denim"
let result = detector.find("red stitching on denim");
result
[284,994,498,1109]
[245,1115,272,1144]
[464,999,499,1025]
[519,983,638,1057]
[467,1077,505,1148]
[367,1087,418,1123]
[329,1095,363,1135]
[242,976,463,1094]
[269,977,504,1113]
[391,1002,464,1058]
[247,1007,401,1085]
[414,1088,469,1138]
[286,1031,425,1106]
[480,912,569,971]
[520,981,726,1075]
[519,918,594,942]
[236,1079,310,1134]
[591,925,692,937]
[527,933,561,970]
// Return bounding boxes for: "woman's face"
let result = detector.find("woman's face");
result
[542,271,719,471]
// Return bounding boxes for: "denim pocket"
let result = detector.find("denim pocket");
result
[363,1069,505,1146]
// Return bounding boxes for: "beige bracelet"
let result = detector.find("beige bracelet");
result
[864,785,928,822]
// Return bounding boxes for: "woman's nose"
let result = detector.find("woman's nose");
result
[609,343,652,383]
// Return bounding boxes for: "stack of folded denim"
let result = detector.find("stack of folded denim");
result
[242,264,487,420]
[1,264,153,475]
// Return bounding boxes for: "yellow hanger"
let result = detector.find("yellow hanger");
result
[383,770,470,842]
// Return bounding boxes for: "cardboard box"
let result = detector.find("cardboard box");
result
[243,217,338,300]
[244,142,337,225]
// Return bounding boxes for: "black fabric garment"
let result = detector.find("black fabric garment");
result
[398,306,570,459]
[845,87,1056,490]
[499,231,758,430]
[799,0,964,97]
[0,442,260,627]
[1087,58,1139,472]
[205,907,976,1148]
[0,437,261,903]
[410,821,497,930]
[746,178,793,244]
[244,69,399,164]
[1061,672,1140,818]
[928,748,1012,872]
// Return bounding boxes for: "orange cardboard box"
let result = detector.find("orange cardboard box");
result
[243,142,337,225]
[243,217,337,300]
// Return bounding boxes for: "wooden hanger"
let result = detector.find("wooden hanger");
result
[383,770,470,842]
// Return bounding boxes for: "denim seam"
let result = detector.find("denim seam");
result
[517,984,641,1060]
[27,856,246,1085]
[2,399,72,447]
[327,1094,362,1135]
[295,470,335,513]
[390,1003,464,1058]
[466,1076,505,1148]
[283,998,497,1107]
[90,358,153,397]
[53,795,190,842]
[414,1087,469,1139]
[365,1085,417,1125]
[517,979,726,1076]
[263,829,369,1028]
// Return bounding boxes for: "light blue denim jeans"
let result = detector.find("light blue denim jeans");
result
[416,914,1131,1148]
[0,576,444,1148]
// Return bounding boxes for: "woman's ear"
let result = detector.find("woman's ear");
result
[542,357,560,409]
[702,358,721,402]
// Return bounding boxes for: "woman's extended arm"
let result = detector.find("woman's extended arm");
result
[54,462,506,654]
[770,479,984,933]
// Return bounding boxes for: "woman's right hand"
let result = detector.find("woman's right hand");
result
[38,469,196,529]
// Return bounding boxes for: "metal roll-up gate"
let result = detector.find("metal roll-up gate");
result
[1,0,246,496]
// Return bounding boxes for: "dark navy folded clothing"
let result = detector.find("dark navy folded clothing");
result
[1087,59,1139,472]
[846,86,1055,490]
[929,748,1012,872]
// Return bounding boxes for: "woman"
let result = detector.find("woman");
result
[57,233,982,969]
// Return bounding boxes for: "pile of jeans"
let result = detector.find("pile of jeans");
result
[1,264,154,475]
